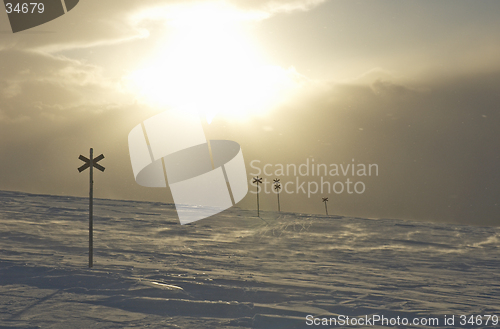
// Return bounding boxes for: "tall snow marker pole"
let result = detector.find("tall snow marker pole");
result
[78,148,105,268]
[273,178,281,212]
[252,176,263,217]
[89,148,93,268]
[277,187,280,212]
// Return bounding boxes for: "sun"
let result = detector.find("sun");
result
[127,3,298,122]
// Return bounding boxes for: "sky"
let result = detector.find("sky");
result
[0,0,499,226]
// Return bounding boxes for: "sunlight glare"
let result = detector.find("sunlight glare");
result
[127,3,298,122]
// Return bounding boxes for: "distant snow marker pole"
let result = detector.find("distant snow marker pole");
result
[322,197,329,216]
[78,148,105,268]
[273,178,281,212]
[252,176,263,217]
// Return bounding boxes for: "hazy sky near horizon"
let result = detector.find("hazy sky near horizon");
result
[0,0,499,225]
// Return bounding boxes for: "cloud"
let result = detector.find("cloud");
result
[0,0,174,52]
[0,0,330,53]
[0,49,131,122]
[370,79,413,96]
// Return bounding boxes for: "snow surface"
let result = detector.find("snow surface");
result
[0,190,499,328]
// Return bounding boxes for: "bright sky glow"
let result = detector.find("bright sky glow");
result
[127,3,299,123]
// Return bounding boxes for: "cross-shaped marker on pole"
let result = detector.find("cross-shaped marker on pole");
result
[322,197,329,216]
[78,148,105,268]
[78,154,105,173]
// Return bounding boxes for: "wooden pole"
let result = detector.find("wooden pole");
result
[277,190,280,212]
[256,182,260,217]
[89,148,93,268]
[324,201,328,216]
